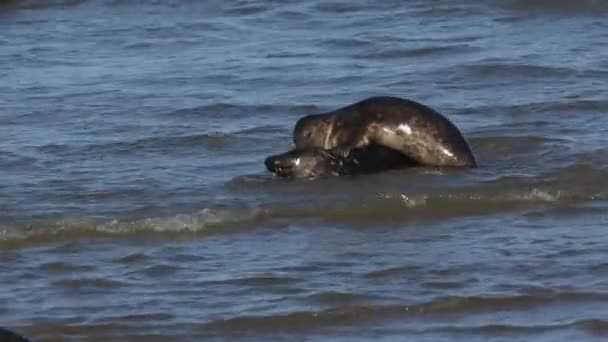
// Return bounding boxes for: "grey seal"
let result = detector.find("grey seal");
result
[292,96,476,168]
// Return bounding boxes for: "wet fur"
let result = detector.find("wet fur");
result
[293,96,477,167]
[0,328,31,342]
[265,144,419,178]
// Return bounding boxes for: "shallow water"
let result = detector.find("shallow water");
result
[1,0,608,341]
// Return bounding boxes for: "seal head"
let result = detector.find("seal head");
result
[265,148,339,178]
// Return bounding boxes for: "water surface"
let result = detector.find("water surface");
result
[1,0,608,341]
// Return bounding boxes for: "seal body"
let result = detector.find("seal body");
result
[293,96,477,168]
[265,145,419,178]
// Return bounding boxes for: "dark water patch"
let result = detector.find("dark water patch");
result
[307,291,381,307]
[223,3,269,16]
[113,252,148,264]
[274,264,324,273]
[364,265,424,279]
[317,37,374,49]
[265,52,314,59]
[312,1,370,14]
[457,62,578,79]
[356,44,478,60]
[0,0,87,11]
[137,264,180,278]
[590,263,608,274]
[422,281,466,290]
[507,0,608,15]
[580,319,608,336]
[205,275,300,287]
[0,150,38,169]
[410,3,488,17]
[96,312,175,324]
[168,253,206,263]
[18,321,187,342]
[38,261,95,274]
[53,277,125,290]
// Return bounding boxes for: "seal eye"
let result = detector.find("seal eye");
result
[304,131,312,138]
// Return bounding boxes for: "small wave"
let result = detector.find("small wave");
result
[223,4,269,16]
[203,275,299,287]
[113,252,149,264]
[53,277,125,290]
[432,318,608,336]
[203,291,608,333]
[137,264,180,278]
[38,261,96,274]
[364,265,425,279]
[0,207,267,245]
[308,291,384,307]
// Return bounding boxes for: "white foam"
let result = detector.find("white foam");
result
[0,208,265,242]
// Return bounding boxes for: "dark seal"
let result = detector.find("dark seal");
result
[265,144,419,178]
[0,327,31,342]
[292,96,477,168]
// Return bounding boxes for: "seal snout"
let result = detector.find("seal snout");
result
[264,155,282,172]
[265,154,295,176]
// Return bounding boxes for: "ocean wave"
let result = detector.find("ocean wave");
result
[2,171,607,246]
[432,318,608,336]
[0,207,267,246]
[203,291,608,333]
